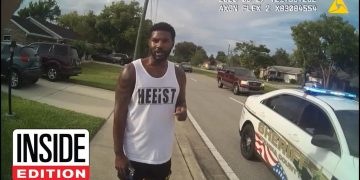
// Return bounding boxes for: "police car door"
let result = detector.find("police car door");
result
[295,99,341,180]
[261,93,309,180]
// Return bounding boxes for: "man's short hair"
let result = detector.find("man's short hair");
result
[150,22,176,41]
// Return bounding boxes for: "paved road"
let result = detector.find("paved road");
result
[186,73,276,180]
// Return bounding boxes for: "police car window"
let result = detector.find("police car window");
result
[263,94,306,123]
[298,104,335,137]
[298,103,340,155]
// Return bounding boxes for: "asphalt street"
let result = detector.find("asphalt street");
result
[186,72,277,180]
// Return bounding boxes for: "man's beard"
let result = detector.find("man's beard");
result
[151,49,171,61]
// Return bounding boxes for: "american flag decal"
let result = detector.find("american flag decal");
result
[255,132,287,180]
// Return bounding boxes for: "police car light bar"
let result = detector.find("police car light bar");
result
[304,86,357,99]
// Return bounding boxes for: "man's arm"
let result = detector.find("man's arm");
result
[113,63,135,178]
[174,66,187,121]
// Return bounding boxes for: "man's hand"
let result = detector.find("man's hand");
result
[174,106,187,121]
[115,155,129,179]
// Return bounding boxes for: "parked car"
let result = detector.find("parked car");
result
[109,53,132,65]
[239,87,358,180]
[179,62,193,72]
[217,67,264,94]
[305,81,323,88]
[91,53,113,63]
[28,42,81,81]
[1,42,41,88]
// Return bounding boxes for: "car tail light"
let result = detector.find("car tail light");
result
[20,54,29,63]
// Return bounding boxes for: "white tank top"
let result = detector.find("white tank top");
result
[124,59,180,164]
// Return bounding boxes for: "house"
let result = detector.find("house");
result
[201,60,214,70]
[260,66,303,84]
[202,59,224,70]
[215,60,225,69]
[1,15,78,45]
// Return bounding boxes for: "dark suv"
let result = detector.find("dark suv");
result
[28,42,81,81]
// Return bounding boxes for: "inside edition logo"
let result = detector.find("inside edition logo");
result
[12,129,89,180]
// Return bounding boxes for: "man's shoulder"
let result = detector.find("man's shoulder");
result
[121,62,136,81]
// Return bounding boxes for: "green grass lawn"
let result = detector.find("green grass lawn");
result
[263,84,279,93]
[69,62,278,93]
[70,62,123,91]
[193,68,217,79]
[1,92,105,180]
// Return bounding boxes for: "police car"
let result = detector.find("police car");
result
[239,87,358,180]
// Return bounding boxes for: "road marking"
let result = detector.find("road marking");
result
[190,78,197,82]
[187,110,240,180]
[229,97,244,106]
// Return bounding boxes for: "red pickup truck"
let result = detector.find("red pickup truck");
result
[217,67,264,95]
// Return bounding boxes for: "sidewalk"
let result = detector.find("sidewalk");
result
[1,79,205,180]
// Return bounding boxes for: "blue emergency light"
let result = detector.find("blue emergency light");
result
[304,86,357,99]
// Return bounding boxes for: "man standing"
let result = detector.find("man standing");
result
[113,22,187,180]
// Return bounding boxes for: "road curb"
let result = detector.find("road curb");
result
[187,110,240,180]
[175,133,206,180]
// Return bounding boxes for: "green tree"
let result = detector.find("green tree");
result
[290,48,306,68]
[58,11,100,44]
[17,0,61,22]
[70,40,86,59]
[57,11,80,30]
[190,46,207,66]
[233,41,273,70]
[173,41,198,62]
[209,54,216,65]
[291,14,358,88]
[95,1,142,55]
[216,51,227,63]
[272,48,290,66]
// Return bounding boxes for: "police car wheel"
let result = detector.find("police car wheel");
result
[240,124,256,160]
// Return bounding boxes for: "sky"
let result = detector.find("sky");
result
[16,0,359,56]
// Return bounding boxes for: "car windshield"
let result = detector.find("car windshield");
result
[234,68,255,77]
[335,110,359,157]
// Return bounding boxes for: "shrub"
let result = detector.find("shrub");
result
[290,79,297,84]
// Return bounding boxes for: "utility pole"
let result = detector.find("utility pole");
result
[133,0,149,60]
[227,44,231,66]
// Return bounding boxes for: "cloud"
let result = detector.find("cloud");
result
[15,0,359,56]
